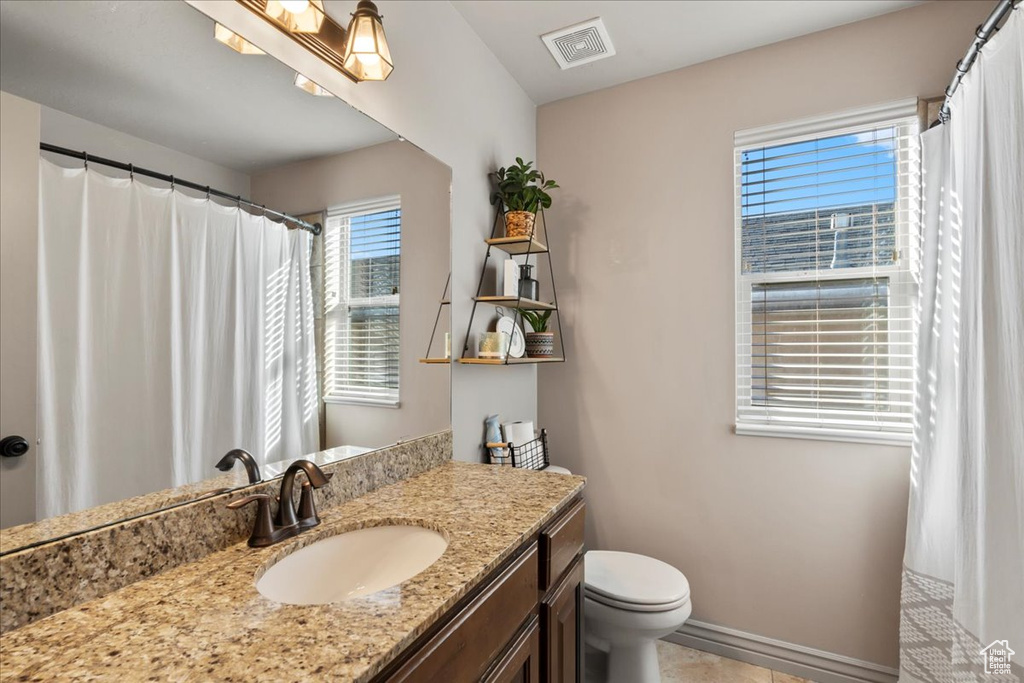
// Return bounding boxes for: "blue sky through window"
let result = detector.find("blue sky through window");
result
[350,208,401,259]
[741,128,897,217]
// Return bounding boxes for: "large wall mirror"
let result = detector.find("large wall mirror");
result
[0,0,451,553]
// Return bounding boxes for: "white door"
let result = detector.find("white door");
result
[0,92,39,528]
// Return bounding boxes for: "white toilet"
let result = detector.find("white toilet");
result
[584,550,692,683]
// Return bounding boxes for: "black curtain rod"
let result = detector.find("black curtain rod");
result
[39,143,322,236]
[939,0,1019,123]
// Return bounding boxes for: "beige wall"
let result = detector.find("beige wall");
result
[0,92,40,528]
[536,1,990,668]
[251,140,451,449]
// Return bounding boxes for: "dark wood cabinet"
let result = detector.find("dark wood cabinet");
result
[376,497,585,683]
[384,544,539,683]
[542,556,583,683]
[483,616,542,683]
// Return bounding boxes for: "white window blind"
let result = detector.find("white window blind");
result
[734,100,921,444]
[324,197,401,405]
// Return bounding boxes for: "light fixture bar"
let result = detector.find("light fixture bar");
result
[234,0,392,83]
[236,0,356,82]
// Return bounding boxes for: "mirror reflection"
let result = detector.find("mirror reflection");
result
[0,0,451,550]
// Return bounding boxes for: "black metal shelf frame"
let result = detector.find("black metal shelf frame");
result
[421,273,451,361]
[461,206,567,365]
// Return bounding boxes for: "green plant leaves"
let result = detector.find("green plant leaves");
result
[516,308,553,333]
[489,158,558,213]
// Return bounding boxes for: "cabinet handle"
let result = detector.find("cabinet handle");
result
[0,435,30,458]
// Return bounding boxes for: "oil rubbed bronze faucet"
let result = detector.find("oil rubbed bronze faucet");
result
[274,460,332,529]
[226,459,332,547]
[215,448,262,484]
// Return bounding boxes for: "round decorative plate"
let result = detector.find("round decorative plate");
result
[496,316,526,358]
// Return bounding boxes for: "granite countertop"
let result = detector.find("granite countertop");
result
[0,462,585,682]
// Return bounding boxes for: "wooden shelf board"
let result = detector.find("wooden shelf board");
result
[474,296,556,311]
[486,236,548,255]
[440,300,450,305]
[458,357,564,365]
[419,358,451,364]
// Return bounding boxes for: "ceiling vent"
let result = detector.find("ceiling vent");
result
[541,17,616,70]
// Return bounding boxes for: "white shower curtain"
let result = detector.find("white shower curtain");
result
[38,160,319,518]
[900,9,1023,682]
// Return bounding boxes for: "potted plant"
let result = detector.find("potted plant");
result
[490,158,558,239]
[517,309,555,358]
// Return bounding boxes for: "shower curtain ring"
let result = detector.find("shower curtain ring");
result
[170,175,175,190]
[83,151,88,170]
[205,186,211,200]
[128,163,134,181]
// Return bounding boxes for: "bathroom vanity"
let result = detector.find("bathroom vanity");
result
[0,461,586,682]
[381,497,585,682]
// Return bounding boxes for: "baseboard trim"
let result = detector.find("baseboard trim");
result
[664,620,899,683]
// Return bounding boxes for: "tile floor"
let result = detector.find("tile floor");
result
[586,641,816,682]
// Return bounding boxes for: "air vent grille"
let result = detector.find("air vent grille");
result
[542,18,616,70]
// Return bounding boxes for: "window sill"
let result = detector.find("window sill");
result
[734,422,911,447]
[325,396,401,409]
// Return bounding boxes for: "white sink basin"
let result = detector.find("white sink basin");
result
[255,524,448,605]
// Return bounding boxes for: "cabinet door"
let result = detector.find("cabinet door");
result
[483,616,542,683]
[385,544,539,683]
[542,555,583,683]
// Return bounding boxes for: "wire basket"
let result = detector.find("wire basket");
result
[486,429,550,471]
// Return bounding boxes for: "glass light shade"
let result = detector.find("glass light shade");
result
[294,73,333,97]
[342,1,393,81]
[278,0,309,13]
[214,23,265,55]
[264,0,325,34]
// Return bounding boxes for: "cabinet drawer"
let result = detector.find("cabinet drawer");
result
[386,543,539,683]
[539,499,585,591]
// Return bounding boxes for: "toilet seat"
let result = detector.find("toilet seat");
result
[585,550,690,610]
[585,587,690,613]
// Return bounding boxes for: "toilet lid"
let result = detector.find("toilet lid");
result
[585,550,690,608]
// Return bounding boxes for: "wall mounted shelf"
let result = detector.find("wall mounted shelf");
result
[485,236,548,255]
[418,358,451,364]
[459,357,564,365]
[459,206,566,366]
[473,296,556,311]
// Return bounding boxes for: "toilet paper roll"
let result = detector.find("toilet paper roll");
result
[502,421,535,447]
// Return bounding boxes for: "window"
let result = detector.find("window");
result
[735,101,920,444]
[324,197,401,405]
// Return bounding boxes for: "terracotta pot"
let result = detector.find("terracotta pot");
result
[504,211,536,239]
[525,331,554,358]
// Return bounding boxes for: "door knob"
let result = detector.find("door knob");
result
[0,436,30,458]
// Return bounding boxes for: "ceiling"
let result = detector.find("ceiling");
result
[451,0,923,104]
[0,0,396,172]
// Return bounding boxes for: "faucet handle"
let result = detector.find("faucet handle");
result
[226,493,271,510]
[296,473,333,528]
[226,494,278,548]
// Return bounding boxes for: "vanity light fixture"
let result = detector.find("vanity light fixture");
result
[342,1,393,81]
[263,0,325,33]
[294,73,333,96]
[236,0,394,83]
[214,23,265,55]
